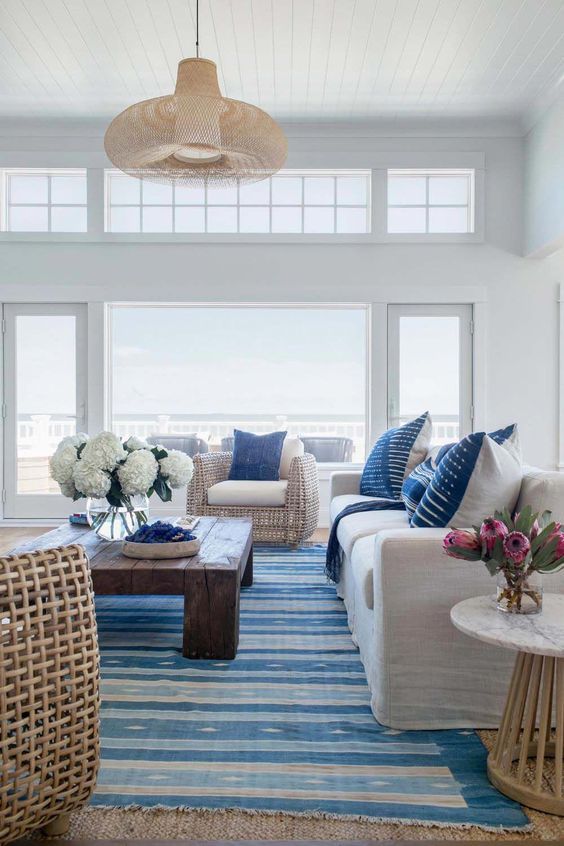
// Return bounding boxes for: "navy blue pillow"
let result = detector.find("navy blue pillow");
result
[401,443,454,520]
[229,430,287,481]
[360,412,431,500]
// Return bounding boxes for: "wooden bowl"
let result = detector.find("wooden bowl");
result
[122,538,201,559]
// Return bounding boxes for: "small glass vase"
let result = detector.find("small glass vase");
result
[496,569,543,615]
[86,494,149,541]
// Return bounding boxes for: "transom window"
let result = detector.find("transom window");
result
[3,169,87,232]
[387,169,474,235]
[105,170,371,234]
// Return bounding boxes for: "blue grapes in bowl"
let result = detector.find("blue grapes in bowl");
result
[126,521,196,544]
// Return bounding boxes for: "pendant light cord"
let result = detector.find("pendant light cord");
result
[196,0,199,58]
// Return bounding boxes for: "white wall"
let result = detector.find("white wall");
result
[0,120,561,522]
[524,93,564,257]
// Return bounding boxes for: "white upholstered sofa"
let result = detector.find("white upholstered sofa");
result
[330,466,564,730]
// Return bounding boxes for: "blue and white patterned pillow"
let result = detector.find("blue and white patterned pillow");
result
[229,429,287,481]
[401,443,455,520]
[411,425,522,528]
[360,412,432,500]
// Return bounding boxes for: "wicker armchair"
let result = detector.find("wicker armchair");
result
[188,451,320,545]
[0,544,100,843]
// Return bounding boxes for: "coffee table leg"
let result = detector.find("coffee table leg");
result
[242,545,253,587]
[183,567,240,660]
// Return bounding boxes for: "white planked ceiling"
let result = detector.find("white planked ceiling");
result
[0,0,563,123]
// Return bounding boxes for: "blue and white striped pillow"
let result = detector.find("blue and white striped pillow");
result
[411,425,522,528]
[401,443,455,520]
[360,412,432,500]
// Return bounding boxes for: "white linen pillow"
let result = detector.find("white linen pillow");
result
[279,436,305,480]
[411,425,522,528]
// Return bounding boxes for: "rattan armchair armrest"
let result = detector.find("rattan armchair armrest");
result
[187,451,232,511]
[286,453,320,539]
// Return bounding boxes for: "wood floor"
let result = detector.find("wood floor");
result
[0,525,56,555]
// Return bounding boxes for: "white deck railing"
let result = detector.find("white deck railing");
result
[16,413,459,462]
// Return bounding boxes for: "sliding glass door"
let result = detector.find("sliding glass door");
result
[387,304,473,444]
[3,303,87,518]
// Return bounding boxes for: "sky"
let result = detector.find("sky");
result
[110,307,367,417]
[15,307,460,421]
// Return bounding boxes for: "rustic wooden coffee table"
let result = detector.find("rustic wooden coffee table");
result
[11,516,253,660]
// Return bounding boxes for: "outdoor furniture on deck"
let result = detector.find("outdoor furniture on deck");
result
[148,434,209,457]
[300,436,354,463]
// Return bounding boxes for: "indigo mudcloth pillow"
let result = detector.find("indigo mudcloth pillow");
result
[360,412,432,500]
[411,424,521,529]
[229,430,287,481]
[401,443,454,521]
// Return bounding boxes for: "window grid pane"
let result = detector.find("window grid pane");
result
[105,170,371,235]
[387,169,473,235]
[5,170,87,233]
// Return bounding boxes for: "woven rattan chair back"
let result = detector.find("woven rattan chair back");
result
[0,543,100,843]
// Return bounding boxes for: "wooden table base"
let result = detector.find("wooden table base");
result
[488,652,564,815]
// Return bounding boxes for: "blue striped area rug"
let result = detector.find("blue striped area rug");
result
[92,545,529,831]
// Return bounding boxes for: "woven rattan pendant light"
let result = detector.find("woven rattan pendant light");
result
[104,1,287,187]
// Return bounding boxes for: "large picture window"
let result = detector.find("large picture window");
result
[109,305,368,462]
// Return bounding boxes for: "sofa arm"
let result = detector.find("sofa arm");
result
[330,471,362,500]
[187,451,231,511]
[370,528,564,728]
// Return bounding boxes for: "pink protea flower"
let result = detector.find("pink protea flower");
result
[479,518,508,553]
[503,531,531,565]
[443,529,481,559]
[548,530,564,558]
[512,511,541,539]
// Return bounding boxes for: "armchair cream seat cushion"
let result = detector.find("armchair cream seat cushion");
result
[207,479,288,507]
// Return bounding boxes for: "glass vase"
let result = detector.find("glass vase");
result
[86,494,149,541]
[496,569,543,615]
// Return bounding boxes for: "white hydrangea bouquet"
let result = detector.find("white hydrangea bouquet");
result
[50,431,194,540]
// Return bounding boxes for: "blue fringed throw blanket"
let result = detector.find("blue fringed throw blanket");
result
[325,499,406,583]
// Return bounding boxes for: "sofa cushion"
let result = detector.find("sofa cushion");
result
[330,494,389,523]
[208,480,288,507]
[229,429,287,481]
[350,534,379,610]
[517,468,564,522]
[279,436,305,480]
[411,426,521,528]
[336,508,409,560]
[360,412,432,500]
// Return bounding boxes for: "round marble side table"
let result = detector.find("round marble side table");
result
[451,594,564,816]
